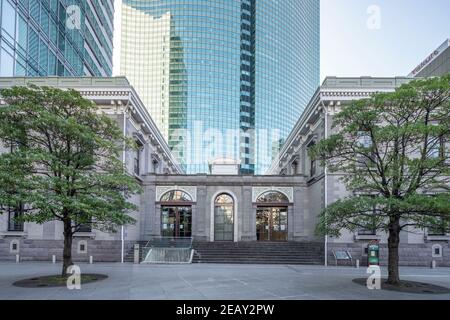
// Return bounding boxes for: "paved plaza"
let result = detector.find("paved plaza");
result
[0,262,449,300]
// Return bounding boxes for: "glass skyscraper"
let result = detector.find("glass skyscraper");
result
[119,0,320,174]
[0,0,114,77]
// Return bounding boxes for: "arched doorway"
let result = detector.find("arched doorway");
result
[256,191,289,241]
[214,194,234,241]
[160,190,193,238]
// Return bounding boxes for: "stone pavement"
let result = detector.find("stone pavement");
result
[0,262,450,300]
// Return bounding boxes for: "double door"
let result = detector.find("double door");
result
[256,207,288,241]
[161,206,192,238]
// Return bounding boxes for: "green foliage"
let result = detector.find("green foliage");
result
[0,85,142,234]
[311,74,450,237]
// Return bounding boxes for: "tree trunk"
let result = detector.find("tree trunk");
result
[387,217,401,285]
[62,220,73,277]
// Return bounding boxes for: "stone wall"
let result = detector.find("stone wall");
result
[327,242,450,267]
[0,238,135,262]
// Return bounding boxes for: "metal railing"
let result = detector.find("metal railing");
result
[143,236,193,249]
[141,237,194,264]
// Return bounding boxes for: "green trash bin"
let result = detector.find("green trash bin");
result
[367,243,380,266]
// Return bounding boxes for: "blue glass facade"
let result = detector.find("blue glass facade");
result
[253,0,320,173]
[121,0,319,174]
[0,0,113,77]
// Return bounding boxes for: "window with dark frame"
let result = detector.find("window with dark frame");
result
[357,195,377,236]
[134,140,143,176]
[134,149,140,175]
[291,160,298,175]
[426,194,446,236]
[78,223,92,233]
[308,142,316,177]
[428,218,446,236]
[429,137,445,159]
[8,204,24,232]
[74,215,92,233]
[357,131,376,166]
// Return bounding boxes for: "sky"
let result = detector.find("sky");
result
[320,0,450,81]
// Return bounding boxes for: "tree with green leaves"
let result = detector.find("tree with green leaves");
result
[0,85,141,276]
[311,74,450,285]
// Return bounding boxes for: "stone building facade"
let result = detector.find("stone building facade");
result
[0,77,182,262]
[0,76,448,267]
[267,76,450,267]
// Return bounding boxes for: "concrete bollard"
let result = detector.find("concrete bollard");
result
[52,255,56,264]
[16,254,20,263]
[134,244,140,264]
[431,260,436,269]
[356,259,360,269]
[89,256,93,264]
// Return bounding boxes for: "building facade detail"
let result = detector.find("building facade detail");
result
[0,76,448,267]
[117,0,320,174]
[251,187,293,203]
[156,186,197,203]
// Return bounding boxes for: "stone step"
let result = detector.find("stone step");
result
[192,241,324,265]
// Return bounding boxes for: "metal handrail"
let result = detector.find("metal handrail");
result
[143,236,193,249]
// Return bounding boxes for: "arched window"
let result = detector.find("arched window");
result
[160,190,192,202]
[215,193,233,204]
[256,191,289,203]
[214,193,234,241]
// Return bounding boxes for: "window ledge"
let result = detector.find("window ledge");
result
[354,234,381,241]
[426,235,450,242]
[0,231,27,238]
[74,232,96,239]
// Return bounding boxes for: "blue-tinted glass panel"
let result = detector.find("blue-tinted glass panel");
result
[1,0,16,39]
[0,47,14,75]
[0,0,113,77]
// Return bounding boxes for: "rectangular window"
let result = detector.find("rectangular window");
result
[429,137,444,159]
[40,7,49,35]
[48,50,56,74]
[357,227,377,236]
[78,223,92,233]
[357,131,372,148]
[134,148,140,175]
[74,216,92,233]
[357,195,377,236]
[429,218,446,236]
[8,204,24,232]
[49,18,57,44]
[29,0,40,23]
[0,47,14,76]
[308,143,316,177]
[28,26,39,63]
[39,39,48,75]
[16,15,27,55]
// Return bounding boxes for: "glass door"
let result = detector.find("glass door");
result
[161,206,192,238]
[256,207,288,241]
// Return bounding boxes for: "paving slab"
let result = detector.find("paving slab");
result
[0,262,449,300]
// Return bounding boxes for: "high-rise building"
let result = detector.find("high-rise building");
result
[409,39,450,78]
[118,0,320,174]
[0,0,114,77]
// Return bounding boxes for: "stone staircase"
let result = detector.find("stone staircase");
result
[192,241,324,265]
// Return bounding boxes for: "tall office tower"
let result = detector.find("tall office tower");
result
[118,0,320,174]
[409,39,450,78]
[0,0,114,77]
